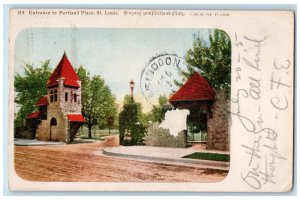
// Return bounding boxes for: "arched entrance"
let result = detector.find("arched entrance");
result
[187,109,208,142]
[168,72,215,145]
[50,118,57,141]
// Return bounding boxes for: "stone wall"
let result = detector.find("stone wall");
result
[102,135,120,147]
[207,89,230,151]
[36,120,48,140]
[47,103,68,142]
[144,122,187,148]
[43,78,83,143]
[59,79,82,114]
[46,79,68,142]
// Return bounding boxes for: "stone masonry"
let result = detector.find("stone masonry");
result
[42,78,82,142]
[36,120,48,140]
[32,53,86,143]
[59,78,82,114]
[207,89,230,151]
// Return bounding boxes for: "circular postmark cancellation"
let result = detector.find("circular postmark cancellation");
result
[140,53,189,105]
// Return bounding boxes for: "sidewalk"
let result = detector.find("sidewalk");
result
[100,146,230,170]
[14,139,65,146]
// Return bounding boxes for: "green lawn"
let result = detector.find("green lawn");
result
[77,127,119,140]
[182,152,230,162]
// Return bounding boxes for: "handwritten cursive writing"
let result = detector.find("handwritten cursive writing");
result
[233,33,288,190]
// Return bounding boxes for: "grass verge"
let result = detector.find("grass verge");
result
[182,152,230,162]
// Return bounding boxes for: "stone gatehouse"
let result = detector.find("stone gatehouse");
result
[168,72,230,151]
[27,53,86,143]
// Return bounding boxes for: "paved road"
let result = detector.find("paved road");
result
[14,141,228,182]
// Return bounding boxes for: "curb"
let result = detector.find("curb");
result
[14,142,65,146]
[103,148,229,170]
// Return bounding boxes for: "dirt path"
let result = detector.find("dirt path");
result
[14,141,228,182]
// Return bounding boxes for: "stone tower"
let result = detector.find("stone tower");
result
[29,52,86,143]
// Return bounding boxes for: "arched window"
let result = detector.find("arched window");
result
[50,90,54,102]
[65,92,68,102]
[54,90,58,102]
[74,94,77,102]
[50,118,57,126]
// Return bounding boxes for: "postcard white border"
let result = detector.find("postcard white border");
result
[8,8,295,192]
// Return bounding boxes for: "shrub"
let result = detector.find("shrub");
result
[144,122,187,148]
[119,100,145,145]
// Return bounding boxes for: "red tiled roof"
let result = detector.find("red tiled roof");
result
[67,114,86,122]
[47,53,80,88]
[169,72,214,102]
[35,96,48,106]
[27,111,41,119]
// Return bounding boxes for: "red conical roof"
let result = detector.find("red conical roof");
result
[169,72,214,102]
[47,53,80,88]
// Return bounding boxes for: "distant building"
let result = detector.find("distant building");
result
[27,53,86,143]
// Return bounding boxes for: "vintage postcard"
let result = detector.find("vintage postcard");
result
[8,9,294,192]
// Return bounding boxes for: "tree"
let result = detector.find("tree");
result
[150,95,168,123]
[107,116,115,135]
[77,66,117,138]
[122,94,146,123]
[123,94,133,105]
[177,29,231,98]
[14,60,52,130]
[119,96,145,145]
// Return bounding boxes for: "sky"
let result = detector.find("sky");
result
[14,28,211,112]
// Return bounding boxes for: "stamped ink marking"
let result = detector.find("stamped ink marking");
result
[140,53,189,104]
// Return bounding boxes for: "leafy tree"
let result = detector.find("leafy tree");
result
[150,95,169,123]
[77,66,117,138]
[123,94,133,105]
[177,29,231,98]
[14,60,52,130]
[122,94,146,123]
